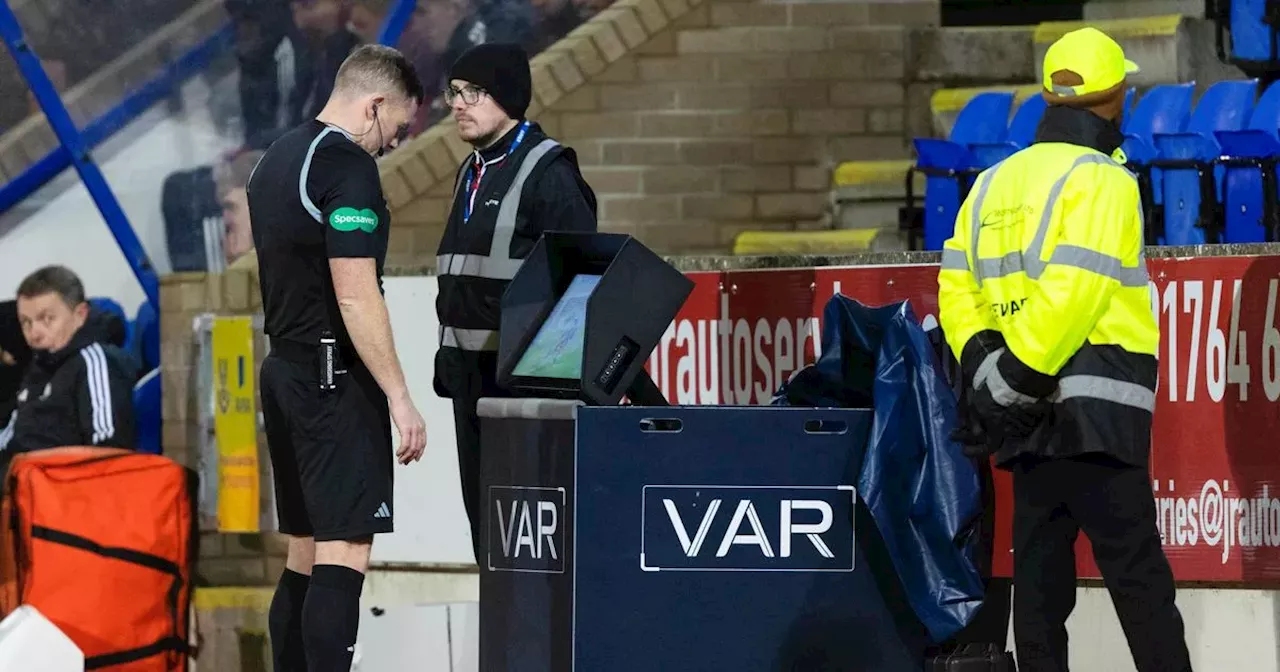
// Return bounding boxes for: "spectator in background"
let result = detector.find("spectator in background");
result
[528,0,586,54]
[348,0,534,134]
[291,0,362,122]
[0,293,132,425]
[0,300,30,425]
[571,0,611,20]
[0,267,138,481]
[216,149,266,271]
[227,0,306,149]
[418,0,536,129]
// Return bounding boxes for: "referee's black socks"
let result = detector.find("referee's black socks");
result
[302,564,365,671]
[269,568,310,671]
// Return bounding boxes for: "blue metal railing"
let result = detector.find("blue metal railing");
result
[378,0,415,47]
[0,0,163,307]
[0,0,418,310]
[0,24,237,217]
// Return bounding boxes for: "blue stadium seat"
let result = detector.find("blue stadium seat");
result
[89,297,126,323]
[88,296,134,349]
[909,92,1016,250]
[1217,0,1276,64]
[132,300,160,371]
[1121,84,1195,243]
[969,94,1049,169]
[133,368,161,455]
[1122,83,1195,164]
[1152,79,1259,245]
[1215,80,1280,243]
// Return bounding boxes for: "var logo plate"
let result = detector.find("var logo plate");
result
[640,485,856,572]
[488,485,566,574]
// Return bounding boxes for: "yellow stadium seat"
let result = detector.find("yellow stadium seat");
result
[832,160,915,188]
[930,84,1042,116]
[1034,14,1183,44]
[732,229,881,255]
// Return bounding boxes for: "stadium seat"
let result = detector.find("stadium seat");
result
[905,92,1016,250]
[1215,0,1277,66]
[1121,83,1195,243]
[132,300,160,371]
[1122,83,1195,164]
[969,94,1049,169]
[1215,79,1280,242]
[1152,79,1259,245]
[133,368,161,455]
[88,297,134,349]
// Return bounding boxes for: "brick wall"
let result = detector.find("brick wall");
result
[161,270,287,588]
[378,0,939,264]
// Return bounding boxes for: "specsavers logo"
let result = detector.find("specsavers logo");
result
[329,207,379,233]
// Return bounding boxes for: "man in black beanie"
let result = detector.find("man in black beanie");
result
[433,42,598,563]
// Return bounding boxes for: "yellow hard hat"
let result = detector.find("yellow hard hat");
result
[1042,27,1140,99]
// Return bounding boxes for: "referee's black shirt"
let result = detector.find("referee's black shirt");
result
[247,120,390,352]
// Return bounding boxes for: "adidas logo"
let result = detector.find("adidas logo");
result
[373,502,391,519]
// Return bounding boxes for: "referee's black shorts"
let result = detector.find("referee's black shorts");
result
[260,337,394,542]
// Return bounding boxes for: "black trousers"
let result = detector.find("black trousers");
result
[1011,454,1192,672]
[454,397,484,565]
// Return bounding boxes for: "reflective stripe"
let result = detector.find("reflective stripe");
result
[1047,244,1149,287]
[986,364,1040,407]
[441,326,499,352]
[974,347,1040,408]
[437,138,560,282]
[299,127,336,223]
[976,252,1022,282]
[1052,374,1156,412]
[492,139,559,262]
[974,153,1141,286]
[435,253,524,280]
[972,349,1003,392]
[941,248,969,271]
[969,164,1002,287]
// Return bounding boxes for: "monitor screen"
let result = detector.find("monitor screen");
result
[512,274,602,380]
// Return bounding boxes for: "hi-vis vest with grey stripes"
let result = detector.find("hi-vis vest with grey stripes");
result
[944,152,1157,416]
[437,138,561,353]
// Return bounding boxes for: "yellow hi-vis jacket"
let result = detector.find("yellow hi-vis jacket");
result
[937,141,1160,468]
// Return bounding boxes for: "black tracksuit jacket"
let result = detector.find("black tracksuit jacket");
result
[0,325,137,455]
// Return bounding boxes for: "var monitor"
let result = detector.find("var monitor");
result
[496,232,694,406]
[511,274,600,381]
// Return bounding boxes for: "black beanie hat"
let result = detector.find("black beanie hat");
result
[448,43,532,120]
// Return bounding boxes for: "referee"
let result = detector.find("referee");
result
[247,45,427,672]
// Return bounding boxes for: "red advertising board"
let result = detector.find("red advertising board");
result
[647,255,1280,583]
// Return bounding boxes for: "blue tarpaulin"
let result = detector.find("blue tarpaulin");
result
[773,294,985,643]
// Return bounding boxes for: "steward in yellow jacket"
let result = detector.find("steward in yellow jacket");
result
[937,27,1192,672]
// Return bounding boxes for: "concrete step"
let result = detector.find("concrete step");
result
[1084,0,1206,21]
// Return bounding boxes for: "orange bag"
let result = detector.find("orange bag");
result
[0,447,197,670]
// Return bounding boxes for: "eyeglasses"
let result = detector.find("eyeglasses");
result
[444,84,487,106]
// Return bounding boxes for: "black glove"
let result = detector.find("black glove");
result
[970,382,1051,441]
[950,384,991,457]
[951,332,1055,458]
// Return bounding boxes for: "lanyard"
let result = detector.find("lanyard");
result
[463,121,531,223]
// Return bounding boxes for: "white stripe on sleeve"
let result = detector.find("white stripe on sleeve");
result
[0,410,15,451]
[81,344,115,444]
